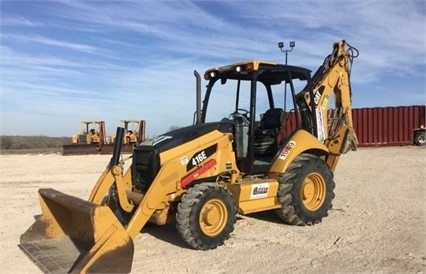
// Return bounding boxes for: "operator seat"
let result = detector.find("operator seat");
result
[260,108,283,134]
[254,108,283,156]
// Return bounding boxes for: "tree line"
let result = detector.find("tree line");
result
[0,136,71,150]
[0,125,181,151]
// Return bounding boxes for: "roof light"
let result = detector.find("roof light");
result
[245,63,253,71]
[235,66,241,72]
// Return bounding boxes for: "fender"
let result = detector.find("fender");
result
[269,129,329,175]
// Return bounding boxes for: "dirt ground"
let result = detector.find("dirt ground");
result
[0,146,425,273]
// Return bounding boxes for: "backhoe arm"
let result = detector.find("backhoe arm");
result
[297,40,359,170]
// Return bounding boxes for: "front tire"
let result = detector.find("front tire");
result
[275,153,335,225]
[176,183,236,250]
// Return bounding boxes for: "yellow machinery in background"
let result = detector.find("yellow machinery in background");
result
[111,120,146,145]
[63,120,146,155]
[71,121,106,145]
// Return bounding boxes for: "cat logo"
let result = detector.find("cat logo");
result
[313,86,325,105]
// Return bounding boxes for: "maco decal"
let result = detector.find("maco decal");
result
[250,183,269,199]
[186,144,217,171]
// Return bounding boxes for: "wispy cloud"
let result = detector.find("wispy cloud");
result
[0,0,424,136]
[4,34,97,53]
[0,16,42,27]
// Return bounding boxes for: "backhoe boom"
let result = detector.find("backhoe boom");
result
[297,40,359,170]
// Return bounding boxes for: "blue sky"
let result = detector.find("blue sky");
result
[1,0,425,137]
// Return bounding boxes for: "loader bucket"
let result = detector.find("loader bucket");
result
[19,188,134,273]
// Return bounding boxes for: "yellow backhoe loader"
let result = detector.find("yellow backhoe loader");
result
[20,40,359,273]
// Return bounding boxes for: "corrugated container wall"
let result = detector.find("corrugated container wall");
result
[352,105,425,147]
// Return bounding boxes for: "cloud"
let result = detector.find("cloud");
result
[0,0,424,137]
[4,34,98,53]
[0,16,42,26]
[220,1,424,72]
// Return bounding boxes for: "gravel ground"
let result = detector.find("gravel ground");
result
[0,146,425,273]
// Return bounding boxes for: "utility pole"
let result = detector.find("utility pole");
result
[278,41,296,65]
[278,41,296,111]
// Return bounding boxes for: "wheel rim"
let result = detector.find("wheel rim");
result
[301,172,326,211]
[199,199,228,236]
[418,135,426,144]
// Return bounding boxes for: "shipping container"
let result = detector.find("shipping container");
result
[352,105,425,147]
[280,105,425,147]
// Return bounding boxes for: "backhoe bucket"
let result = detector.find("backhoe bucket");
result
[19,188,134,273]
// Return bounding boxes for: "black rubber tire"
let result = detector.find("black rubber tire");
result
[414,131,426,146]
[275,153,335,226]
[176,183,236,250]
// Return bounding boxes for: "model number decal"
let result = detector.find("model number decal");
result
[186,144,217,171]
[192,151,207,166]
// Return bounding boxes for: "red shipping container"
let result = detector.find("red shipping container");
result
[352,105,425,147]
[280,105,425,147]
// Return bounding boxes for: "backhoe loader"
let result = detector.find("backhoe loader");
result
[20,40,359,273]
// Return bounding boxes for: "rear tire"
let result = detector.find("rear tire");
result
[414,131,426,146]
[275,153,335,225]
[176,183,236,250]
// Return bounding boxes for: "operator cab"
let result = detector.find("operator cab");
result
[202,60,311,174]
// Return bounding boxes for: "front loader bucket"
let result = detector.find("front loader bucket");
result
[19,188,134,273]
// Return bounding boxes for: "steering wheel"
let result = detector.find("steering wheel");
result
[229,108,250,125]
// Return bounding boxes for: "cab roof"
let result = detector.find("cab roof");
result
[204,60,311,85]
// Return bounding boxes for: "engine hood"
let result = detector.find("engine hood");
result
[136,121,233,153]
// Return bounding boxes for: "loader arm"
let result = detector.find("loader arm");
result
[297,40,359,171]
